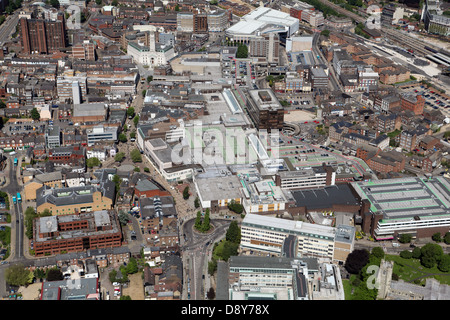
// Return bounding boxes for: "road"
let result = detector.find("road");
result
[181,218,231,300]
[0,13,19,45]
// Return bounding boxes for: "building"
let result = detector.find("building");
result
[400,94,425,115]
[194,174,242,213]
[45,125,61,149]
[138,196,177,243]
[33,210,121,257]
[227,256,312,300]
[36,182,115,215]
[422,0,450,36]
[86,125,118,146]
[57,70,87,103]
[225,7,299,43]
[245,89,284,131]
[352,177,450,240]
[40,277,99,300]
[274,164,335,190]
[381,4,404,25]
[72,103,107,123]
[127,32,175,68]
[240,213,355,262]
[20,14,66,54]
[72,41,96,60]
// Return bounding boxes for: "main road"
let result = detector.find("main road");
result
[0,13,19,46]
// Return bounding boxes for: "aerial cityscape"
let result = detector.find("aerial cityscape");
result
[0,0,449,304]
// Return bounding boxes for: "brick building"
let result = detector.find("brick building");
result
[33,211,122,257]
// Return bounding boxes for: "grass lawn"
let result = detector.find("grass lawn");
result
[385,254,450,286]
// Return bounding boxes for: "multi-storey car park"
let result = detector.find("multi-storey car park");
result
[352,177,450,240]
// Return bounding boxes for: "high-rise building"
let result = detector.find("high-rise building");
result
[245,89,284,132]
[20,13,66,54]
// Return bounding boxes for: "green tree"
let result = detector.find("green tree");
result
[118,133,127,143]
[118,210,129,226]
[227,200,243,214]
[236,44,248,58]
[194,197,200,208]
[420,243,444,268]
[201,208,210,232]
[5,264,33,286]
[400,250,413,259]
[432,232,442,242]
[130,149,142,162]
[127,107,135,118]
[183,186,190,200]
[126,257,139,274]
[398,234,412,243]
[133,115,139,127]
[86,157,101,168]
[226,221,241,244]
[438,254,450,272]
[345,249,369,274]
[49,0,59,8]
[444,232,450,245]
[120,295,132,300]
[412,246,422,259]
[208,259,217,275]
[142,90,146,98]
[320,29,330,37]
[195,211,202,230]
[95,0,102,5]
[112,174,122,192]
[146,75,153,83]
[371,247,384,260]
[112,0,118,5]
[114,152,125,163]
[30,108,40,121]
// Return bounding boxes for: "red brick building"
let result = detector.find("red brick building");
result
[33,211,122,257]
[401,94,425,115]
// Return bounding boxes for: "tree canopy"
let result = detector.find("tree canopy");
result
[130,149,142,162]
[344,249,369,274]
[5,264,33,286]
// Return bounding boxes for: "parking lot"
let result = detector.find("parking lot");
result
[406,85,450,117]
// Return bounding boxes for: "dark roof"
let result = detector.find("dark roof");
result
[291,184,360,210]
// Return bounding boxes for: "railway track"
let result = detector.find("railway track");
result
[314,0,445,57]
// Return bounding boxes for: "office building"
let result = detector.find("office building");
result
[33,210,122,257]
[275,164,335,190]
[240,213,355,262]
[45,125,61,149]
[86,125,118,146]
[20,14,66,54]
[245,89,284,131]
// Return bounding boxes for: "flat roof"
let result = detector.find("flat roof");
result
[242,213,336,239]
[352,177,450,221]
[195,174,242,202]
[291,184,360,210]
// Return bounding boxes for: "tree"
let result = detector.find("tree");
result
[236,44,248,58]
[115,152,125,163]
[432,232,442,242]
[95,0,102,5]
[147,75,153,83]
[228,200,243,214]
[111,0,118,5]
[142,90,146,98]
[412,246,422,259]
[194,197,200,208]
[126,257,138,274]
[438,254,450,272]
[398,234,412,243]
[118,133,127,143]
[226,221,241,244]
[201,208,211,232]
[118,210,129,226]
[49,0,59,8]
[127,107,135,118]
[208,259,217,275]
[195,211,202,230]
[120,295,132,300]
[112,174,122,192]
[444,232,450,245]
[130,131,136,139]
[400,250,413,259]
[86,157,101,168]
[371,247,384,260]
[420,243,444,268]
[344,249,369,274]
[46,268,63,281]
[183,186,190,200]
[30,108,40,121]
[320,29,330,37]
[133,115,139,127]
[5,264,33,286]
[130,149,142,162]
